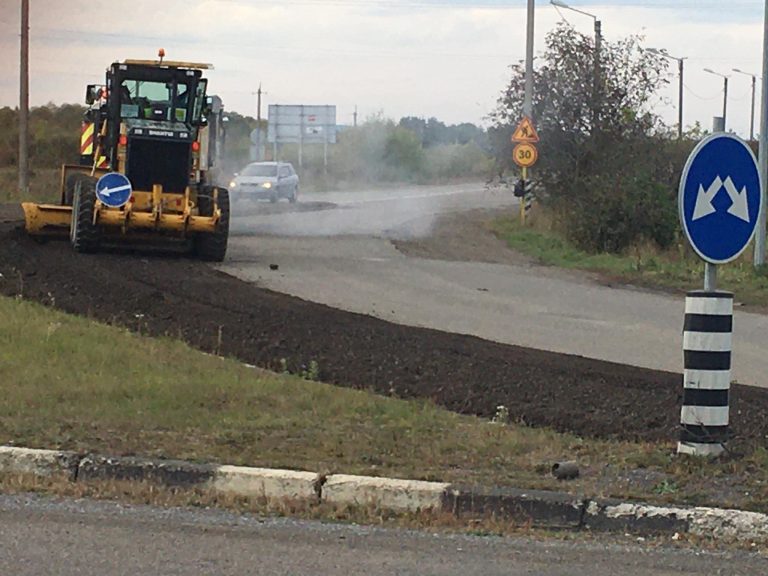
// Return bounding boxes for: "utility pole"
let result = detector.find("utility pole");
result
[754,0,768,267]
[523,0,534,118]
[253,83,265,161]
[19,0,29,196]
[594,18,601,128]
[734,69,758,141]
[678,58,684,139]
[353,105,358,128]
[750,74,756,141]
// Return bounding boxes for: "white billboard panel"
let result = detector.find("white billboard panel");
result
[267,105,337,144]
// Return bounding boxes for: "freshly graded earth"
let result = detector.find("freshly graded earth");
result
[3,203,768,445]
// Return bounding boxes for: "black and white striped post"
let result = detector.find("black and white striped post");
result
[679,291,732,456]
[677,131,762,457]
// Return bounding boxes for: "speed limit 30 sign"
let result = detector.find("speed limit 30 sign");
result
[513,142,538,168]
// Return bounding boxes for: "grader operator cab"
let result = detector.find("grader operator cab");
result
[22,54,230,261]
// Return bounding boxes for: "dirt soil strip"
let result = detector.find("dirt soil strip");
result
[3,204,768,444]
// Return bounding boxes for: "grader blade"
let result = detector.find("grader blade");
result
[21,202,72,238]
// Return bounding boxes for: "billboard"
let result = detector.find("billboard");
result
[267,105,337,145]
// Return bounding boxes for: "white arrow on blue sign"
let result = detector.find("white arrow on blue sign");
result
[679,133,763,264]
[96,172,132,208]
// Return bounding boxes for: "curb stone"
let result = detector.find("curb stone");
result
[213,465,320,501]
[77,454,216,487]
[583,499,690,535]
[0,446,80,480]
[1,445,767,541]
[447,485,585,529]
[585,500,768,540]
[322,474,449,512]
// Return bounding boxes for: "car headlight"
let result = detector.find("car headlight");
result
[262,182,272,189]
[229,181,237,188]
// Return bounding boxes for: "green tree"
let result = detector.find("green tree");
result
[385,126,425,175]
[490,24,683,253]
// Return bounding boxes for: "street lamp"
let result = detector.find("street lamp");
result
[704,68,730,130]
[647,48,686,139]
[732,68,758,141]
[550,0,602,126]
[550,0,601,55]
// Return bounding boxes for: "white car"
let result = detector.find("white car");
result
[230,162,299,203]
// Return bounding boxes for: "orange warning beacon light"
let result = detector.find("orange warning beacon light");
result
[158,48,165,63]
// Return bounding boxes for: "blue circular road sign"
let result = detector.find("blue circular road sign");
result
[96,172,132,208]
[679,133,763,264]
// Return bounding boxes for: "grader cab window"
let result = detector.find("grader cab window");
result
[120,79,192,122]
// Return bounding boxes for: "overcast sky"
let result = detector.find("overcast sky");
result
[0,0,765,136]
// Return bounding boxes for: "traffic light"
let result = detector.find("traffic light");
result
[514,178,532,198]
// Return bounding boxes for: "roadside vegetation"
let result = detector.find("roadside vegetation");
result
[485,23,768,300]
[492,213,768,307]
[3,294,768,513]
[0,102,493,202]
[490,24,690,254]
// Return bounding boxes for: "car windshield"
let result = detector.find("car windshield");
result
[242,164,277,177]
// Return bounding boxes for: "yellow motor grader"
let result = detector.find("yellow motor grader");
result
[22,54,229,261]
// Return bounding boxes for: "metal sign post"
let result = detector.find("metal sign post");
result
[511,117,539,224]
[678,132,762,456]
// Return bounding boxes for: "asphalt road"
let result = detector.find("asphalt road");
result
[224,183,768,388]
[2,494,764,575]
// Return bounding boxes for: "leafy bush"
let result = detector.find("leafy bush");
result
[562,172,679,253]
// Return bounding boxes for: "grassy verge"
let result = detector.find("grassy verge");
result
[491,214,768,308]
[2,295,768,512]
[0,167,60,204]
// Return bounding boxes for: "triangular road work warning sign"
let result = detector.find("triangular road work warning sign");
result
[511,117,539,143]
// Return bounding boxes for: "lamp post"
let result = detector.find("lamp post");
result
[550,0,601,52]
[647,49,686,139]
[732,68,758,141]
[704,68,730,129]
[550,0,601,126]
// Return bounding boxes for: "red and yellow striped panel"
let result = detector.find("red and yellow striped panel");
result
[80,122,94,156]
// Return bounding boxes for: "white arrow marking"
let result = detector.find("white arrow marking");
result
[100,183,131,198]
[692,176,722,221]
[722,176,750,223]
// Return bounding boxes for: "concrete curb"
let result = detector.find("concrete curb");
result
[77,454,216,487]
[212,465,320,501]
[322,474,449,512]
[1,445,767,541]
[447,485,585,529]
[0,446,80,480]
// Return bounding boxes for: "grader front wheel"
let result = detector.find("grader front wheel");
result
[194,186,230,262]
[70,177,100,254]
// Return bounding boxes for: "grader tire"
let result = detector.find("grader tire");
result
[64,172,91,206]
[70,177,100,254]
[195,186,230,262]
